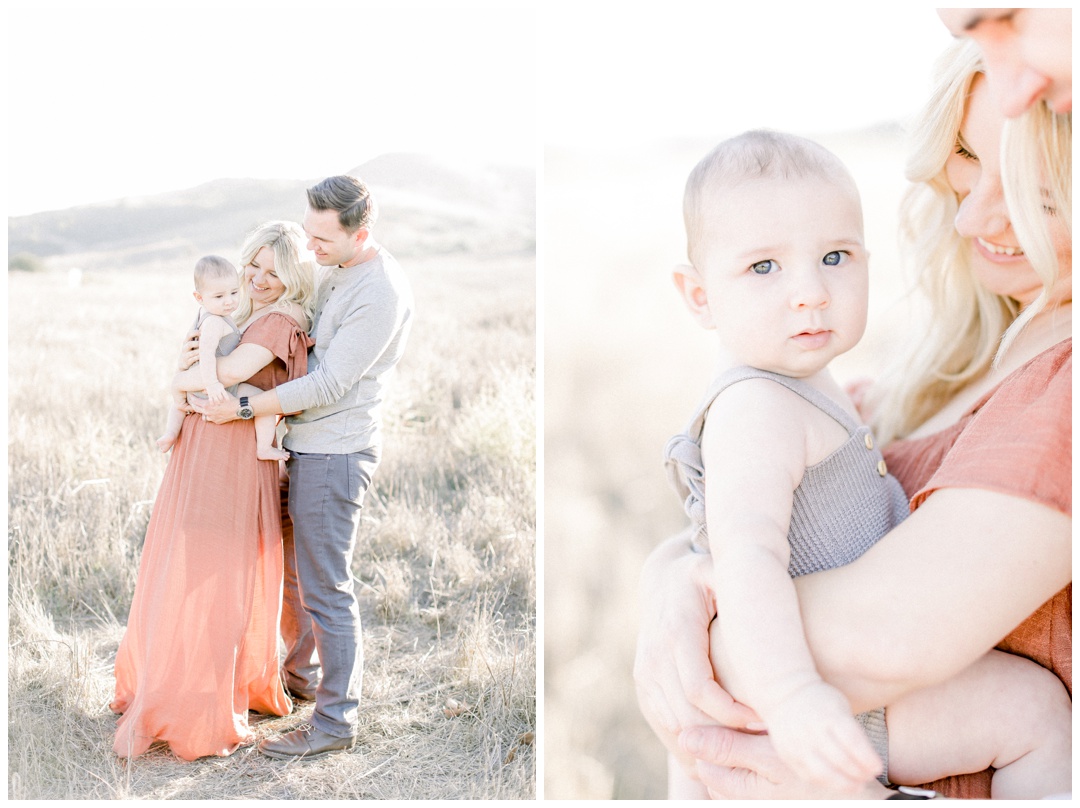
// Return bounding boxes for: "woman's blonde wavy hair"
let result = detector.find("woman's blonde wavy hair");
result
[232,220,317,328]
[871,39,1071,443]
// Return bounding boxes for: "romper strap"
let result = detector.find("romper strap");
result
[728,367,861,434]
[664,366,864,554]
[683,365,860,441]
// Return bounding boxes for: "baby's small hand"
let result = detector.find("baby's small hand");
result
[845,377,875,421]
[206,383,227,403]
[765,681,882,794]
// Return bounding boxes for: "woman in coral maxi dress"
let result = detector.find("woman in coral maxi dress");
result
[112,222,316,760]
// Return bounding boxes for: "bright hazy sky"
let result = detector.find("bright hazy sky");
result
[8,3,954,217]
[541,4,955,150]
[7,2,538,216]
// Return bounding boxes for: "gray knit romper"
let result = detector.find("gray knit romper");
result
[190,310,243,398]
[664,366,909,782]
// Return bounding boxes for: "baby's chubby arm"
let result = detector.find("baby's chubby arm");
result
[195,315,230,402]
[702,380,881,792]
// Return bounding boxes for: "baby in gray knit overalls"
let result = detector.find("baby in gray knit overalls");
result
[156,255,287,462]
[663,130,1070,799]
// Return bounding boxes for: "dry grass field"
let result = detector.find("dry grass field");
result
[8,249,536,799]
[543,130,918,799]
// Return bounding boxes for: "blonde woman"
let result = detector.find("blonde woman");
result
[230,220,318,328]
[635,40,1071,800]
[111,221,315,760]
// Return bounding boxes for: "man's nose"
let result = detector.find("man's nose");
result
[982,42,1051,118]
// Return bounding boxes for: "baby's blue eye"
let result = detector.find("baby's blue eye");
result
[823,251,844,266]
[750,259,778,275]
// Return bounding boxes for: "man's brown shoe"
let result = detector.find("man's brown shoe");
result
[259,724,356,760]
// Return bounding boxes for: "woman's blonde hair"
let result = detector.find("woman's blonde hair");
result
[233,220,317,328]
[871,39,1071,443]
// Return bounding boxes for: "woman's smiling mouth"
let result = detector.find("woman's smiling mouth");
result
[976,236,1025,257]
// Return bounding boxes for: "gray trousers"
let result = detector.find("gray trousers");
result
[280,449,379,738]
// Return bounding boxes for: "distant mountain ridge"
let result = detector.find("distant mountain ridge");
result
[8,153,534,270]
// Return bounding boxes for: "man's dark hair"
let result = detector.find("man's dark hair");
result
[306,175,378,233]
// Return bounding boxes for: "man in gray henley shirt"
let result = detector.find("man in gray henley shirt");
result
[201,175,413,760]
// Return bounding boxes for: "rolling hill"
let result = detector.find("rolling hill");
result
[7,153,535,271]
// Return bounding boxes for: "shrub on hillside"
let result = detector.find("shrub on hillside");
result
[9,252,47,272]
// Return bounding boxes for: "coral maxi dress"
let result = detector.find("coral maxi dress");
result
[112,312,315,760]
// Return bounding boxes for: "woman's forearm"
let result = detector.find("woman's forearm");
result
[174,343,275,392]
[794,487,1071,711]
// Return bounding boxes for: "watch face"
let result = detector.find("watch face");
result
[239,407,254,420]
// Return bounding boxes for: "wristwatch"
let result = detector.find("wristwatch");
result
[887,786,940,799]
[236,396,255,420]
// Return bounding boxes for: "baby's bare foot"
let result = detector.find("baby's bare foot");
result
[156,434,177,453]
[257,446,290,462]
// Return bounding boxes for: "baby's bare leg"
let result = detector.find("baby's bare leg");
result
[236,383,288,461]
[156,391,189,452]
[253,413,289,461]
[885,649,1070,799]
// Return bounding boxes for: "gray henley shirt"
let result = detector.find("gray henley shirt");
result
[276,248,413,455]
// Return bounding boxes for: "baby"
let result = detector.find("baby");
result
[157,255,288,462]
[663,130,1070,798]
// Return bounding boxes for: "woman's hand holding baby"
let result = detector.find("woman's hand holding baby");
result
[178,329,200,371]
[633,531,762,760]
[678,723,891,799]
[188,391,239,424]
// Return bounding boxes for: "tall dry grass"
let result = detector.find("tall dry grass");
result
[8,252,536,799]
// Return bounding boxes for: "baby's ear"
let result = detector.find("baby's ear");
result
[192,290,202,304]
[672,264,714,329]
